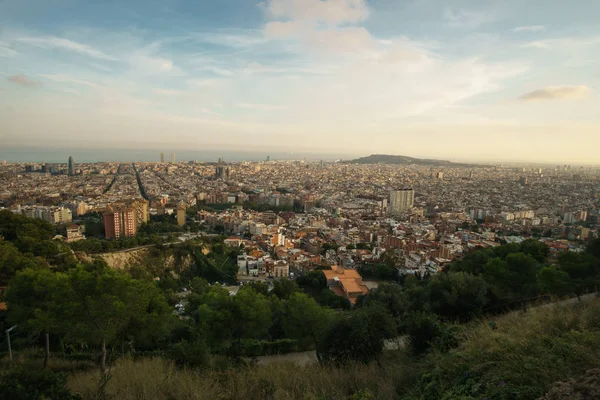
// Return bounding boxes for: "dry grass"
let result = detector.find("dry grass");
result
[407,297,600,399]
[68,351,418,400]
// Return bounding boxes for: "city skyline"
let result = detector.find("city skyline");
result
[1,0,600,163]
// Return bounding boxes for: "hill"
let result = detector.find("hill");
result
[62,297,600,400]
[348,154,484,167]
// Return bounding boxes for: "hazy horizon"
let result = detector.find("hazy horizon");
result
[2,147,599,167]
[1,0,600,163]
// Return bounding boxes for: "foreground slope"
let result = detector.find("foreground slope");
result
[66,297,600,400]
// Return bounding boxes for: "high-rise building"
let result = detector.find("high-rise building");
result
[389,189,414,215]
[160,152,165,163]
[170,152,175,163]
[68,156,74,176]
[129,199,149,228]
[266,155,270,162]
[103,205,136,239]
[436,171,444,180]
[177,203,187,226]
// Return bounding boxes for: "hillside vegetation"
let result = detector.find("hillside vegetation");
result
[2,210,600,400]
[62,297,600,400]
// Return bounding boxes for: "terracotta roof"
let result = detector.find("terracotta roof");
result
[340,279,364,295]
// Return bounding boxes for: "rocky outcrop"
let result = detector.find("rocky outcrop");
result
[94,247,193,271]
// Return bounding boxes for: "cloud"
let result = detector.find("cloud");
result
[308,27,373,52]
[518,85,591,101]
[153,88,181,96]
[512,25,545,33]
[7,74,42,87]
[201,108,222,116]
[522,40,551,49]
[16,36,117,60]
[522,36,600,51]
[237,103,288,111]
[443,8,497,29]
[38,74,99,87]
[128,47,181,75]
[263,0,369,25]
[0,42,19,58]
[264,21,307,38]
[196,66,234,76]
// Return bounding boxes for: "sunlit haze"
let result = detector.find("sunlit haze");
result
[1,0,599,164]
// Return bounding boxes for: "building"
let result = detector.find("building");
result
[103,205,136,239]
[436,171,444,180]
[41,207,72,224]
[273,260,289,278]
[66,224,85,242]
[176,202,187,226]
[322,266,369,305]
[389,189,414,215]
[170,152,175,163]
[68,156,74,176]
[129,199,149,228]
[215,165,230,179]
[160,152,165,163]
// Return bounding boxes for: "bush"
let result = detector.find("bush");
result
[405,312,460,355]
[166,340,209,369]
[0,367,82,400]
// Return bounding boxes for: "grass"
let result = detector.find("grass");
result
[67,351,419,400]
[5,298,600,400]
[406,297,600,399]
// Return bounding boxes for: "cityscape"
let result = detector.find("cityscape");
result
[2,0,600,398]
[1,153,598,292]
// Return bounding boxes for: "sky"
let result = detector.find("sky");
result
[1,0,600,164]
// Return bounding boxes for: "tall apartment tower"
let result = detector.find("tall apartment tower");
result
[160,152,165,163]
[176,202,187,226]
[68,156,74,176]
[170,152,175,163]
[389,189,415,215]
[103,206,136,239]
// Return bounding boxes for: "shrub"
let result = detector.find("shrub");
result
[0,367,82,400]
[166,340,209,369]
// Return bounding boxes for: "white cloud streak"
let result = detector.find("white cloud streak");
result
[518,85,592,101]
[16,36,117,60]
[512,25,545,32]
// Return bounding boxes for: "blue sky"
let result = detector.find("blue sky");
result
[1,0,599,163]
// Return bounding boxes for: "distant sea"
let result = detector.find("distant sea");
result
[0,148,356,163]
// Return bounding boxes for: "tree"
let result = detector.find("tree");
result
[239,281,270,297]
[271,278,300,300]
[586,239,600,260]
[0,241,46,285]
[482,253,539,306]
[520,240,550,263]
[319,306,396,365]
[61,261,168,374]
[426,272,489,320]
[231,288,272,340]
[537,266,571,297]
[282,292,335,351]
[558,252,600,299]
[5,268,67,368]
[355,282,408,318]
